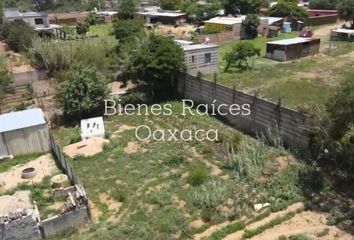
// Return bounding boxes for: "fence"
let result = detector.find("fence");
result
[177,74,312,152]
[41,206,89,238]
[10,69,47,86]
[196,31,238,44]
[49,133,80,185]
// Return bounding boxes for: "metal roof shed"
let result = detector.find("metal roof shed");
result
[265,37,320,61]
[0,108,50,157]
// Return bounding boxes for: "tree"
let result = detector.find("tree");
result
[55,63,109,119]
[85,12,98,26]
[159,0,182,10]
[309,73,354,172]
[1,20,35,52]
[0,64,11,113]
[111,19,144,44]
[242,14,260,39]
[76,23,89,38]
[309,0,338,10]
[268,1,308,23]
[129,34,185,98]
[33,0,55,11]
[224,0,266,15]
[337,0,354,29]
[224,42,260,71]
[118,0,137,19]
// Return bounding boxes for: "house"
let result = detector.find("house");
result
[203,16,270,38]
[178,42,219,75]
[134,11,187,25]
[3,8,60,32]
[330,29,354,42]
[307,9,338,26]
[0,108,50,158]
[80,117,105,140]
[265,37,320,61]
[48,12,88,25]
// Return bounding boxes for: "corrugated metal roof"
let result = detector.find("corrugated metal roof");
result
[182,43,218,51]
[0,108,46,133]
[267,37,314,45]
[332,28,354,34]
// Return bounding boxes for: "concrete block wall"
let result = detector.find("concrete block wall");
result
[177,74,311,152]
[41,206,89,238]
[0,215,41,240]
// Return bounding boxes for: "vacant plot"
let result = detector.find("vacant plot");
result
[50,101,319,240]
[206,24,354,109]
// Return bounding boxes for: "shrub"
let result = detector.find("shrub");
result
[201,207,213,222]
[69,130,81,144]
[55,63,109,119]
[168,155,184,165]
[289,234,310,240]
[187,163,209,186]
[1,20,35,52]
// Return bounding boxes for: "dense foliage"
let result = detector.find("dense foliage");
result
[112,19,145,44]
[159,0,182,10]
[128,34,186,98]
[337,0,354,28]
[268,1,308,23]
[224,42,260,71]
[0,62,11,112]
[0,20,35,52]
[224,0,266,15]
[30,37,115,74]
[55,63,109,119]
[309,0,339,10]
[310,71,354,175]
[117,0,138,19]
[242,14,260,39]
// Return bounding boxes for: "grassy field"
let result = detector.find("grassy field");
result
[206,31,354,110]
[51,101,309,240]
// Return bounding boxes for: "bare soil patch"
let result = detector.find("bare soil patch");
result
[0,154,59,192]
[63,137,109,158]
[0,190,33,215]
[251,210,353,240]
[123,141,146,154]
[190,219,205,229]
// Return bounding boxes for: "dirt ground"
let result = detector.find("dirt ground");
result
[63,137,109,158]
[0,154,60,192]
[251,211,353,240]
[312,22,344,51]
[0,190,33,215]
[109,81,138,95]
[156,24,196,39]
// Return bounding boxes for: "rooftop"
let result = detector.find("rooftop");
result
[135,11,187,17]
[204,16,246,25]
[267,37,317,45]
[0,108,46,133]
[332,28,354,34]
[4,8,46,18]
[182,43,219,51]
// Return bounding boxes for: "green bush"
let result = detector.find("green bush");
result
[1,20,35,52]
[289,234,310,240]
[201,207,213,222]
[168,155,184,165]
[207,221,246,240]
[187,163,209,186]
[69,130,81,144]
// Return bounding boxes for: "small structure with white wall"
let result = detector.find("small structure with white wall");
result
[134,10,187,25]
[3,8,61,32]
[330,28,354,42]
[265,37,320,61]
[178,42,219,75]
[0,108,50,158]
[80,117,105,140]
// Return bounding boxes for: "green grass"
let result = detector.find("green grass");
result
[206,221,246,240]
[50,101,306,240]
[0,153,42,174]
[206,32,354,109]
[88,23,113,37]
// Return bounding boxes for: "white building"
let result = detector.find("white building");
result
[3,8,60,32]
